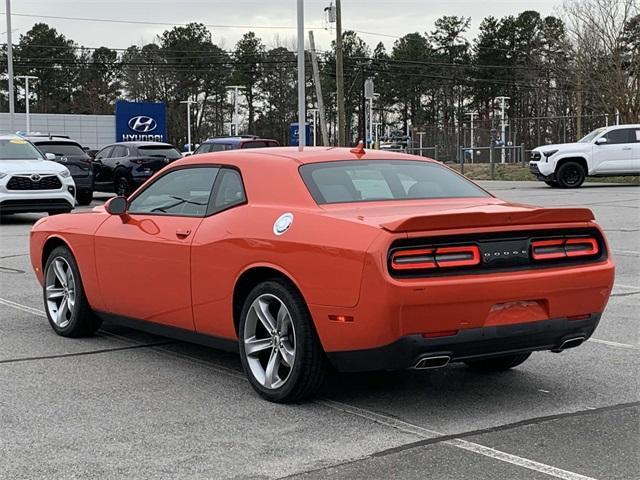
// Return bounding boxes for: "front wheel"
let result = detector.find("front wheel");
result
[464,353,531,372]
[76,190,94,206]
[43,246,102,337]
[556,162,586,188]
[238,280,327,403]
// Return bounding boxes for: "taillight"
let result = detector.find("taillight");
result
[130,158,146,165]
[391,245,480,271]
[532,237,599,261]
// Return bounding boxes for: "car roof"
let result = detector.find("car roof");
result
[179,146,437,168]
[104,141,175,147]
[203,137,277,145]
[23,135,80,144]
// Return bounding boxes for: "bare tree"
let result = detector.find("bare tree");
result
[564,0,640,124]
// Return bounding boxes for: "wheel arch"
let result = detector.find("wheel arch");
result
[41,235,75,273]
[555,156,589,175]
[232,264,308,337]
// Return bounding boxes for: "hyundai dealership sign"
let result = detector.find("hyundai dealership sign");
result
[115,101,167,142]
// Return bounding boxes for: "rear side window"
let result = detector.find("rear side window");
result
[300,160,489,204]
[128,167,219,217]
[212,169,246,211]
[242,141,267,149]
[110,146,128,158]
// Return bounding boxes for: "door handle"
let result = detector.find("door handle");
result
[175,229,191,239]
[622,147,632,151]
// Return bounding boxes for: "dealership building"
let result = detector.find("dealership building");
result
[0,101,167,149]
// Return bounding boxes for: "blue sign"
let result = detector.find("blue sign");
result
[289,122,312,146]
[115,101,167,142]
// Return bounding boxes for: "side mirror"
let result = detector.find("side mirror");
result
[595,137,608,145]
[45,153,56,160]
[105,196,128,215]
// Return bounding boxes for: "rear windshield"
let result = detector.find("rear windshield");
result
[300,160,490,204]
[35,142,86,157]
[138,146,182,160]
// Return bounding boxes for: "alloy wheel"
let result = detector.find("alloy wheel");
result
[45,257,76,328]
[243,294,296,389]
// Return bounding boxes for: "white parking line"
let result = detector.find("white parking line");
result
[0,297,46,317]
[613,249,640,257]
[320,399,598,480]
[589,338,638,350]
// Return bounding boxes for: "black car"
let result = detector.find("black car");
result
[25,135,95,205]
[92,142,182,196]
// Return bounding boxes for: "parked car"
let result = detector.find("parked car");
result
[0,135,75,215]
[192,136,279,154]
[92,141,182,196]
[24,134,95,205]
[30,146,614,402]
[529,124,640,188]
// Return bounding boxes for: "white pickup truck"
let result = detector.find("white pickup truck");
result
[529,124,640,188]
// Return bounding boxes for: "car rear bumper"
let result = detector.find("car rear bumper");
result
[326,314,600,372]
[71,174,93,192]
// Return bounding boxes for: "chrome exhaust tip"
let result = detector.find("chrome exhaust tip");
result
[553,336,586,352]
[413,355,451,370]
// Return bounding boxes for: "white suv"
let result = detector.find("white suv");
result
[0,135,76,215]
[530,124,640,188]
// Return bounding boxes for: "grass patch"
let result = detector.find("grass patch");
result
[449,164,640,184]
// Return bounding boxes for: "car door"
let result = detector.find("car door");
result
[93,146,113,187]
[591,128,634,173]
[190,168,248,339]
[94,166,220,330]
[631,127,640,172]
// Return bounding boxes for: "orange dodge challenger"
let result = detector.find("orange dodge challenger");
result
[30,146,615,402]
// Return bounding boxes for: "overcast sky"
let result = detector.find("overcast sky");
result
[8,1,563,52]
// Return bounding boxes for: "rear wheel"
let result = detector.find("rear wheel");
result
[43,246,102,337]
[115,175,132,197]
[464,353,531,372]
[238,280,327,403]
[556,161,586,188]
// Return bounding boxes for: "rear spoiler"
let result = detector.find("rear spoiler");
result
[381,207,595,233]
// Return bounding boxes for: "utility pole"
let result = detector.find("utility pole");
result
[309,108,318,146]
[466,112,477,163]
[180,100,197,153]
[5,0,15,132]
[335,0,345,146]
[16,75,38,133]
[296,0,306,149]
[226,85,243,135]
[495,96,510,164]
[308,31,329,146]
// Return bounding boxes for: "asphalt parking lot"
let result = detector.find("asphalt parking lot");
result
[0,181,638,480]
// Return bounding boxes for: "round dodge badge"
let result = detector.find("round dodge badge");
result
[273,213,294,235]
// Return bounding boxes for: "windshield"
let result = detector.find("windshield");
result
[35,142,87,157]
[578,127,607,143]
[300,160,490,204]
[138,146,182,160]
[0,138,44,160]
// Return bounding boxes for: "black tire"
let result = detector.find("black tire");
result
[464,353,531,372]
[76,190,94,206]
[115,175,132,197]
[556,161,586,188]
[238,279,327,403]
[544,180,560,188]
[43,246,102,337]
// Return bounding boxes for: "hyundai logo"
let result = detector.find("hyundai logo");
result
[128,116,158,133]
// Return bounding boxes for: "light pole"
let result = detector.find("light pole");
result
[180,100,197,153]
[296,0,306,149]
[5,0,15,132]
[495,96,510,164]
[309,108,318,146]
[466,112,477,163]
[16,75,38,133]
[368,93,379,149]
[226,85,243,135]
[372,122,381,149]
